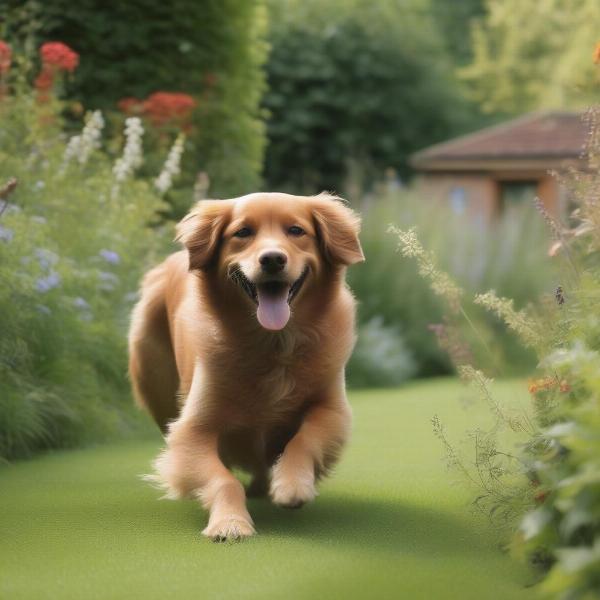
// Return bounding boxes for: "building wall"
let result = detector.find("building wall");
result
[414,172,561,223]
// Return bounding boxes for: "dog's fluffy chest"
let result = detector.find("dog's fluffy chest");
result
[208,328,325,424]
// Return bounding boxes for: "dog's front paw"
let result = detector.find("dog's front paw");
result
[202,515,255,542]
[270,463,316,509]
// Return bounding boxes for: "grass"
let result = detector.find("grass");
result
[0,379,536,599]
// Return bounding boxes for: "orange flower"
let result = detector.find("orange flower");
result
[528,377,554,394]
[528,377,571,394]
[594,42,600,65]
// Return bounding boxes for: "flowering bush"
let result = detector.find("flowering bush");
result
[389,109,600,598]
[34,41,79,101]
[0,43,185,460]
[118,92,197,130]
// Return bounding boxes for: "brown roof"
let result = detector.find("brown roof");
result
[412,111,588,171]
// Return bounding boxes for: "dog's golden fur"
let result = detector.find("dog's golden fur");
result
[128,192,364,540]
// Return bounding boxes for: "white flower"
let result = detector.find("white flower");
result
[77,110,104,164]
[154,134,186,195]
[112,117,144,197]
[61,110,105,172]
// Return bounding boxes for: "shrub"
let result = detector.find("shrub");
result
[3,0,269,200]
[0,42,176,461]
[348,188,555,377]
[346,316,416,388]
[389,109,600,598]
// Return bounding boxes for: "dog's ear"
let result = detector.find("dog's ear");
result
[175,200,232,270]
[311,193,365,266]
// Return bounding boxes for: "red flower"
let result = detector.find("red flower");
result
[117,97,144,115]
[34,70,54,92]
[0,41,11,76]
[40,42,79,73]
[142,92,196,127]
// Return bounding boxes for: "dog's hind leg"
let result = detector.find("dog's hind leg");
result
[129,266,180,433]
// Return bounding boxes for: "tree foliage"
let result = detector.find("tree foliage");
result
[461,0,600,114]
[263,0,475,194]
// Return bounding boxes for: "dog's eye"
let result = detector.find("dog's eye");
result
[233,227,253,238]
[288,225,305,236]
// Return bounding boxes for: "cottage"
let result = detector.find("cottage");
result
[411,111,588,222]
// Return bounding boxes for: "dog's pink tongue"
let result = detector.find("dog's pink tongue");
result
[256,288,290,330]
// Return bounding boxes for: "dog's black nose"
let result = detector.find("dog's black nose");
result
[259,251,287,273]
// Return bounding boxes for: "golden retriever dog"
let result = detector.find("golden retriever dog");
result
[128,192,364,541]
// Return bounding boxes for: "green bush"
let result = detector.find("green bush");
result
[349,188,555,378]
[388,111,600,598]
[0,53,175,460]
[263,0,476,193]
[3,0,269,200]
[511,112,600,598]
[346,316,416,388]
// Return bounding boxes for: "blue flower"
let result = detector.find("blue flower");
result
[99,249,120,265]
[35,271,61,293]
[73,297,91,310]
[34,248,59,270]
[0,225,14,243]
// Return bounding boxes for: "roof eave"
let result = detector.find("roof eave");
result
[411,155,584,173]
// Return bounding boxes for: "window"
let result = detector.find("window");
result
[498,181,538,212]
[449,186,467,214]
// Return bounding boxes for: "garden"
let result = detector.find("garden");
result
[1,1,600,598]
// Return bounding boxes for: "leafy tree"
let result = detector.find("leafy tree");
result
[461,0,600,114]
[263,0,475,194]
[429,0,486,65]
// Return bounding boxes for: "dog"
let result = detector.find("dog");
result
[128,192,364,541]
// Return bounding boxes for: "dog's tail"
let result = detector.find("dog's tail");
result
[128,261,180,433]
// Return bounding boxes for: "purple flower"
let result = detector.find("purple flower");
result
[99,249,120,265]
[73,297,91,310]
[0,225,14,243]
[36,304,51,315]
[98,270,119,291]
[35,271,61,293]
[34,248,59,270]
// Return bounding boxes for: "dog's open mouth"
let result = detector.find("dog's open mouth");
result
[229,266,309,331]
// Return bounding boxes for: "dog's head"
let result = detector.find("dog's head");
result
[176,192,364,331]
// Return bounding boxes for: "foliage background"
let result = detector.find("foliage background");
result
[0,87,172,460]
[461,0,600,114]
[262,0,482,193]
[3,0,269,201]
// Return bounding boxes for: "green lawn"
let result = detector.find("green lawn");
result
[0,379,536,599]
